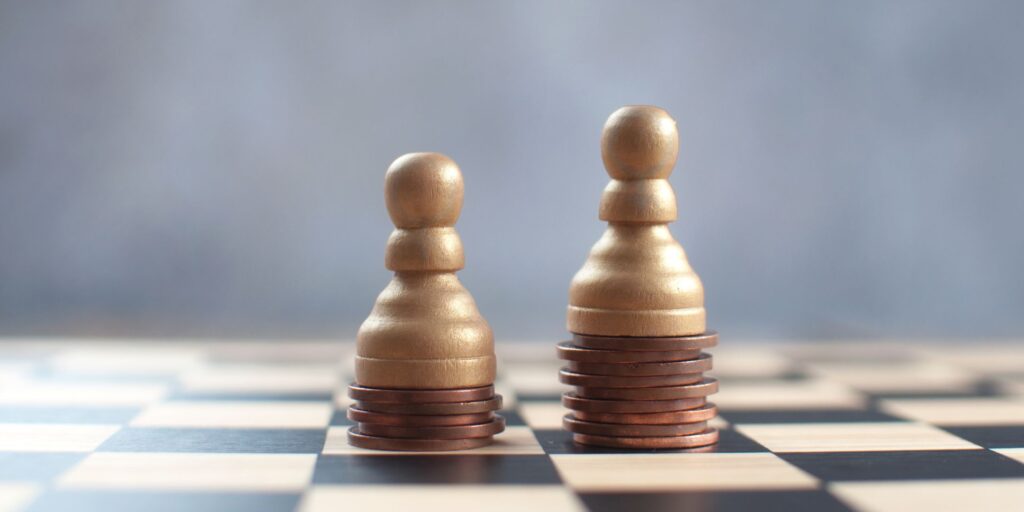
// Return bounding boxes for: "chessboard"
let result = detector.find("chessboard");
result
[0,338,1022,512]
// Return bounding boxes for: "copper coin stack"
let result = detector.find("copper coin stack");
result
[346,384,505,451]
[557,331,719,449]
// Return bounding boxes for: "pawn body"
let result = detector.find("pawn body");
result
[568,106,706,337]
[356,153,496,389]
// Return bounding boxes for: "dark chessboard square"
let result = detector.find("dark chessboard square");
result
[721,408,903,424]
[580,490,853,512]
[26,491,300,512]
[499,409,527,426]
[780,449,1024,481]
[98,428,326,453]
[0,453,85,481]
[533,428,767,455]
[329,409,353,426]
[942,426,1024,449]
[516,393,564,402]
[0,406,140,424]
[313,454,562,485]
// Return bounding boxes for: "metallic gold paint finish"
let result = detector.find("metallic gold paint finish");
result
[568,106,707,336]
[356,153,496,389]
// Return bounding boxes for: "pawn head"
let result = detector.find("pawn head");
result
[600,105,679,180]
[385,152,464,228]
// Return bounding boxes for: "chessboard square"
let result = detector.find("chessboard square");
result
[25,490,301,512]
[805,360,977,394]
[502,363,567,396]
[130,401,332,429]
[579,489,853,512]
[180,364,340,395]
[551,452,818,492]
[830,479,1024,512]
[58,453,317,492]
[321,425,543,455]
[706,347,796,379]
[0,483,39,512]
[0,453,86,481]
[313,454,562,485]
[919,344,1024,374]
[300,485,583,512]
[0,381,167,406]
[720,408,904,424]
[942,426,1024,449]
[533,428,766,455]
[736,422,980,452]
[0,424,120,452]
[713,380,865,410]
[880,397,1024,426]
[781,450,1024,481]
[50,347,207,376]
[98,428,326,453]
[995,447,1024,464]
[0,406,140,424]
[518,402,565,429]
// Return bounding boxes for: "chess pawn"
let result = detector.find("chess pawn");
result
[567,106,706,337]
[355,153,496,389]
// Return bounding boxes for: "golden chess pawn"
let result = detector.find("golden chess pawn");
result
[567,105,706,337]
[354,152,496,389]
[348,153,504,451]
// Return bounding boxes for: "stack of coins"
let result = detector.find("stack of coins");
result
[346,384,505,451]
[557,331,719,449]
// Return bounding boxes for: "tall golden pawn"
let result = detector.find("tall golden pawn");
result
[355,153,496,389]
[567,106,706,337]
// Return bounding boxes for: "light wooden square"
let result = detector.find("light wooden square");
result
[59,452,316,491]
[806,360,977,393]
[0,381,167,406]
[130,401,332,428]
[713,379,865,410]
[880,397,1024,426]
[0,483,39,512]
[502,364,568,396]
[50,347,207,376]
[736,422,980,452]
[180,363,340,394]
[519,402,566,430]
[0,424,120,452]
[831,479,1024,512]
[300,485,584,512]
[707,347,794,379]
[321,425,543,455]
[551,452,818,492]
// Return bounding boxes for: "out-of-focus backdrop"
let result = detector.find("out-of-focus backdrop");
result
[1,1,1022,341]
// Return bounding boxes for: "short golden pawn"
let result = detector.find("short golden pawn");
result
[355,153,496,389]
[567,106,706,337]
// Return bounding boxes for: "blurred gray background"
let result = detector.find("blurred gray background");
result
[1,0,1022,341]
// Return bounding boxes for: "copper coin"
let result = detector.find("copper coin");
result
[347,407,495,426]
[564,415,708,437]
[347,427,495,451]
[572,428,720,449]
[576,378,718,401]
[566,354,712,376]
[559,368,703,388]
[357,416,505,439]
[348,384,494,403]
[562,393,706,413]
[556,341,701,363]
[573,331,718,352]
[574,403,718,425]
[354,396,503,415]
